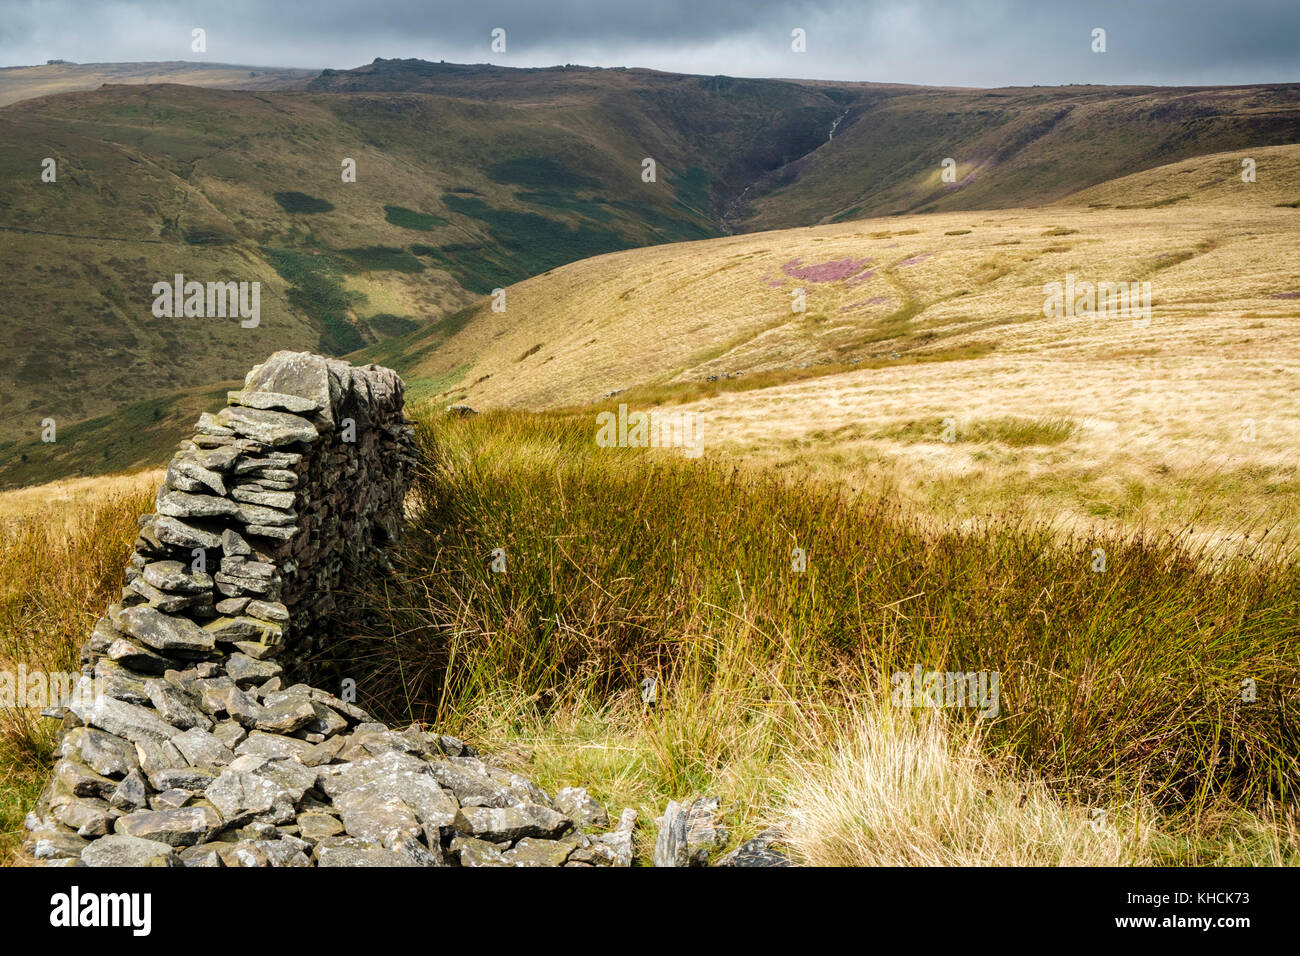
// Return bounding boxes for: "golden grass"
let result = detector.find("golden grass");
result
[778,703,1152,867]
[0,469,162,527]
[389,148,1300,549]
[0,480,153,862]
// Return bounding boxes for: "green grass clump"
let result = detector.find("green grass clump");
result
[273,191,336,214]
[384,205,449,231]
[487,156,601,190]
[879,414,1077,447]
[341,246,426,274]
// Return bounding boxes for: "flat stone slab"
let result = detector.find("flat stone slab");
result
[117,606,215,655]
[81,834,181,867]
[217,406,318,446]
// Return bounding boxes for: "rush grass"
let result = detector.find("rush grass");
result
[340,409,1300,856]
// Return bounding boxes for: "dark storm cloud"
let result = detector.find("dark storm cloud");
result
[2,0,1297,87]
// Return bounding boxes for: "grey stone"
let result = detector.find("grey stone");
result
[152,516,222,550]
[109,770,150,812]
[157,490,240,519]
[245,600,290,622]
[715,828,792,867]
[64,727,139,778]
[212,720,247,750]
[453,804,573,843]
[51,796,115,838]
[321,751,458,834]
[147,767,217,792]
[204,768,285,826]
[254,692,316,734]
[106,636,171,674]
[142,560,213,594]
[316,845,421,867]
[217,406,318,446]
[82,834,180,867]
[230,486,297,509]
[243,351,336,428]
[225,652,282,686]
[503,835,580,867]
[297,811,344,843]
[194,444,240,471]
[114,806,222,846]
[133,738,185,775]
[93,660,152,704]
[116,606,215,656]
[126,577,212,613]
[221,528,252,556]
[172,727,236,767]
[204,616,283,644]
[453,835,509,867]
[179,843,225,866]
[554,787,610,830]
[144,679,212,731]
[654,797,727,867]
[233,501,297,527]
[234,730,314,760]
[56,759,122,799]
[228,389,321,414]
[167,458,227,496]
[69,693,178,744]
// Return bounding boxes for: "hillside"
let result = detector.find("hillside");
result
[0,76,733,440]
[2,60,1299,465]
[0,60,318,107]
[350,144,1300,545]
[739,82,1300,229]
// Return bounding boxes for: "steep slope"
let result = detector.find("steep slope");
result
[740,83,1300,229]
[0,79,732,440]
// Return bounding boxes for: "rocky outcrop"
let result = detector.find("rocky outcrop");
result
[22,351,633,868]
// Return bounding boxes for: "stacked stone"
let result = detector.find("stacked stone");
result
[22,351,634,867]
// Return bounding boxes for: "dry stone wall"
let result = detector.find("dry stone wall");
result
[22,351,635,868]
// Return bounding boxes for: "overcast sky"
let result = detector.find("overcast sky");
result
[2,0,1298,87]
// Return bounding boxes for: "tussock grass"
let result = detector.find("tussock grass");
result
[331,409,1300,863]
[779,703,1153,866]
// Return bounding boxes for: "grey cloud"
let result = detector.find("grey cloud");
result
[1,0,1297,87]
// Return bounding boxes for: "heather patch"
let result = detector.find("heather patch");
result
[781,256,873,283]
